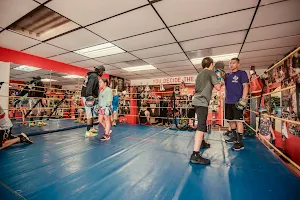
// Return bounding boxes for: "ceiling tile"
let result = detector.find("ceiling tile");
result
[144,53,187,64]
[0,30,40,51]
[46,0,148,26]
[71,59,104,68]
[240,61,275,68]
[130,43,182,58]
[154,60,192,69]
[181,31,246,51]
[87,6,165,41]
[260,0,283,6]
[95,53,137,64]
[111,62,132,68]
[49,52,89,63]
[170,9,255,41]
[246,21,300,42]
[186,44,242,59]
[133,69,161,74]
[23,43,68,57]
[0,0,39,27]
[35,0,49,3]
[161,66,195,72]
[113,29,176,51]
[241,55,283,64]
[168,69,197,76]
[252,0,300,28]
[46,29,107,51]
[239,46,295,59]
[154,0,258,26]
[242,35,300,52]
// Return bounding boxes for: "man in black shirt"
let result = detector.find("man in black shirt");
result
[81,65,105,137]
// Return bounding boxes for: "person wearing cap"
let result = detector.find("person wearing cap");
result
[81,65,105,137]
[27,76,46,127]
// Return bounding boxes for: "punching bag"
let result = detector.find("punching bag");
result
[250,73,263,96]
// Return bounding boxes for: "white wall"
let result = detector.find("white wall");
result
[0,62,10,115]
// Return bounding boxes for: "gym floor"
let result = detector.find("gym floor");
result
[1,124,300,200]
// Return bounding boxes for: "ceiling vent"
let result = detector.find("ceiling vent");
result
[8,6,78,41]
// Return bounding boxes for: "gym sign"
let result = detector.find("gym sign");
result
[131,75,197,86]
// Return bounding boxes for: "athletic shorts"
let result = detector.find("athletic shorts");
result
[195,106,208,132]
[225,104,244,122]
[81,97,94,119]
[0,128,12,147]
[99,107,112,116]
[112,106,118,112]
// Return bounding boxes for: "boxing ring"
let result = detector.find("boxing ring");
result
[0,124,299,200]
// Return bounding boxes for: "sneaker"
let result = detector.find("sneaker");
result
[100,134,110,141]
[223,131,231,137]
[9,134,18,140]
[190,152,210,165]
[90,128,97,133]
[232,142,244,151]
[85,131,98,137]
[201,140,211,149]
[225,137,236,143]
[29,122,35,127]
[19,133,33,144]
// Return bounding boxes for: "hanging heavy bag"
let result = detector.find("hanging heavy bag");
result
[250,74,263,96]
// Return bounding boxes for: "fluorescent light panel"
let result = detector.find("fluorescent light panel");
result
[62,75,84,79]
[14,65,40,72]
[122,65,156,72]
[42,78,57,82]
[191,53,239,65]
[75,43,125,58]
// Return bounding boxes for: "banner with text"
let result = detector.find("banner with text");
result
[131,75,197,86]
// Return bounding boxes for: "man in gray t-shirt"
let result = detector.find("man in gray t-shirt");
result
[190,57,222,165]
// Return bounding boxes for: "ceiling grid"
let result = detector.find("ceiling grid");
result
[0,0,299,81]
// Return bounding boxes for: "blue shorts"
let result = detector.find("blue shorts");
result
[112,106,118,112]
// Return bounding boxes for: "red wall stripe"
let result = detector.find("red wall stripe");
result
[0,47,109,79]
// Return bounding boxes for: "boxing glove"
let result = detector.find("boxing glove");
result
[235,98,247,110]
[85,96,95,107]
[215,69,226,82]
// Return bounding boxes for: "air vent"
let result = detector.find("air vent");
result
[124,59,148,67]
[8,6,78,41]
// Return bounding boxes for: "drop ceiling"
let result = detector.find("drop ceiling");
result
[0,0,299,81]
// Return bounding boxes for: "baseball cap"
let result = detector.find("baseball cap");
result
[94,65,105,71]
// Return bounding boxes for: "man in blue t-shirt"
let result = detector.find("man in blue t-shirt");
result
[225,58,249,150]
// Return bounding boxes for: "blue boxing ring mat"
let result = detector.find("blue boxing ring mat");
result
[0,124,299,200]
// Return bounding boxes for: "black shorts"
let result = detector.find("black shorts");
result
[0,128,12,147]
[225,104,244,121]
[195,106,208,132]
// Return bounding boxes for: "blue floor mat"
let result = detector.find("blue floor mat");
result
[0,125,299,200]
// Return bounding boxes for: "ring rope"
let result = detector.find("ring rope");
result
[244,122,300,171]
[248,85,295,100]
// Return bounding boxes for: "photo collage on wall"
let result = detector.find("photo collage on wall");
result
[280,49,300,137]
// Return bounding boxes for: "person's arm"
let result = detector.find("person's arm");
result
[270,124,276,140]
[107,89,113,106]
[86,78,95,97]
[211,71,222,91]
[241,71,249,99]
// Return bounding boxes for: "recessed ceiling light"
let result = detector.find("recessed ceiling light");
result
[122,65,156,72]
[14,65,40,72]
[190,53,239,65]
[62,75,84,79]
[75,43,125,58]
[42,78,57,82]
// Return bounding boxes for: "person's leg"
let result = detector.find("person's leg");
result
[232,105,245,150]
[98,114,106,129]
[84,102,97,136]
[104,116,111,136]
[100,108,112,141]
[0,138,20,150]
[225,104,238,143]
[190,106,210,165]
[0,130,33,150]
[145,110,151,125]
